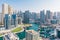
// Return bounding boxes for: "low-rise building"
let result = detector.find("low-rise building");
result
[3,32,19,40]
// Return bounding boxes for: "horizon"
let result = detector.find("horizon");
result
[0,0,60,13]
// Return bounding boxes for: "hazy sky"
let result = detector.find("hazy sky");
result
[0,0,60,13]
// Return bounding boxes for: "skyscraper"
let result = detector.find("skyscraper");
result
[11,13,18,27]
[53,12,57,19]
[26,30,39,40]
[46,10,53,19]
[18,16,22,24]
[2,3,8,25]
[2,3,8,14]
[8,5,13,15]
[23,10,30,24]
[0,13,2,25]
[40,10,45,24]
[57,12,60,24]
[46,10,53,24]
[17,11,23,24]
[4,14,11,29]
[32,12,37,20]
[57,12,60,20]
[2,3,14,25]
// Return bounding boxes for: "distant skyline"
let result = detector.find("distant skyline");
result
[0,0,60,13]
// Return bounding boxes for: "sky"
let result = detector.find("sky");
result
[0,0,60,13]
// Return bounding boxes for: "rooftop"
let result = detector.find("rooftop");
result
[4,33,19,40]
[26,30,38,35]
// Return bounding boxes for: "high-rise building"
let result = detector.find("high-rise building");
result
[32,12,37,20]
[4,14,11,29]
[11,14,18,27]
[46,10,53,24]
[2,3,13,15]
[46,10,53,19]
[17,11,23,24]
[0,13,2,25]
[2,3,14,25]
[8,5,13,15]
[23,10,30,24]
[56,12,60,24]
[2,3,8,14]
[40,10,46,24]
[18,17,22,24]
[26,30,39,40]
[2,3,8,25]
[53,12,57,19]
[17,11,23,18]
[57,12,60,20]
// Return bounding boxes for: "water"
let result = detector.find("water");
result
[28,24,39,31]
[0,37,3,40]
[16,24,39,40]
[0,24,39,40]
[16,31,25,40]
